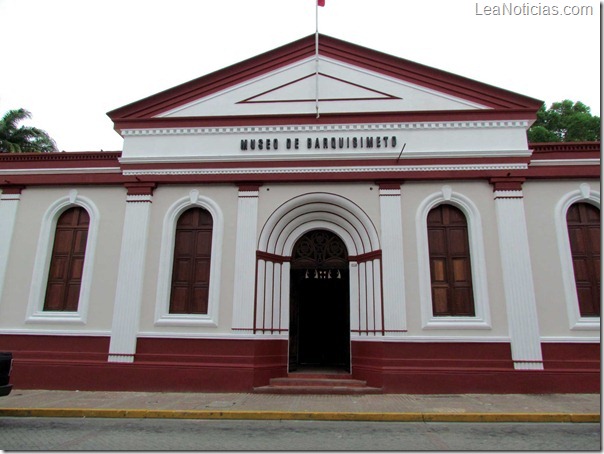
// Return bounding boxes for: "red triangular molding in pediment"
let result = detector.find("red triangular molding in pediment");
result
[238,72,400,104]
[107,34,542,130]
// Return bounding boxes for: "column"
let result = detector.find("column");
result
[378,182,407,334]
[0,186,24,304]
[108,183,155,363]
[491,178,543,370]
[231,184,260,333]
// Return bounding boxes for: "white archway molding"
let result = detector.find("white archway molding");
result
[26,190,100,325]
[259,192,380,256]
[554,183,600,331]
[415,185,491,329]
[255,192,383,337]
[155,190,224,327]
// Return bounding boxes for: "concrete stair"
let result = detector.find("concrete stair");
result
[254,373,382,395]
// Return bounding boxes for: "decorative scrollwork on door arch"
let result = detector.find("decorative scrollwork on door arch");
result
[291,230,348,270]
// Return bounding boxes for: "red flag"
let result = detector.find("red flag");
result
[318,0,325,6]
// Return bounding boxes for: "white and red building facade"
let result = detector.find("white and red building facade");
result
[0,35,599,393]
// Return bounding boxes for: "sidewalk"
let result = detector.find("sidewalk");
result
[0,390,599,422]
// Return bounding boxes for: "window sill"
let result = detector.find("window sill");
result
[155,314,218,327]
[25,311,86,324]
[570,318,600,331]
[423,317,491,330]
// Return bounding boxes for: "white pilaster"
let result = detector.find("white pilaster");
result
[349,261,360,334]
[358,261,367,335]
[0,189,22,305]
[255,259,266,332]
[494,189,543,370]
[365,260,375,333]
[231,188,259,333]
[371,258,383,336]
[379,185,406,334]
[263,260,275,332]
[280,261,291,333]
[108,191,153,363]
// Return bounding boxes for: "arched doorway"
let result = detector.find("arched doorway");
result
[289,230,350,372]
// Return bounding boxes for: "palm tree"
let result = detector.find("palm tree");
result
[0,109,58,153]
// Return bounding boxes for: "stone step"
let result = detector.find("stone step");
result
[254,374,382,395]
[270,377,369,387]
[253,384,382,395]
[287,372,354,379]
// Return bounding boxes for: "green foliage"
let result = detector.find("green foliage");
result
[528,100,601,143]
[0,109,58,153]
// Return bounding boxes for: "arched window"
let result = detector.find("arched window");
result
[566,202,600,317]
[169,207,213,314]
[43,207,90,312]
[426,204,475,317]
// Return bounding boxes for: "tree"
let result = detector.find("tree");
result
[0,108,58,153]
[528,100,601,143]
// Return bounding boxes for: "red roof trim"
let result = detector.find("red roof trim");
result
[2,167,598,187]
[107,34,543,124]
[529,141,601,161]
[317,38,541,110]
[0,151,121,162]
[530,141,600,153]
[0,152,122,170]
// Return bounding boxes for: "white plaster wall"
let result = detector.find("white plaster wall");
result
[0,186,125,334]
[523,179,601,338]
[137,184,239,336]
[400,181,509,339]
[7,178,593,343]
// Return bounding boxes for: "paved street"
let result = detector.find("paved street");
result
[0,417,600,451]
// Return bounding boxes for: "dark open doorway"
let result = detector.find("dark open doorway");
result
[289,230,350,372]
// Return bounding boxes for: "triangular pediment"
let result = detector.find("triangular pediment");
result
[108,34,542,128]
[155,56,488,119]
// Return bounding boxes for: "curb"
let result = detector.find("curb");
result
[0,408,599,423]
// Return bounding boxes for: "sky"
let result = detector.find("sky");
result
[0,0,600,152]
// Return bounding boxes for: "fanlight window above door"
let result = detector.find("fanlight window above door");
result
[291,230,348,277]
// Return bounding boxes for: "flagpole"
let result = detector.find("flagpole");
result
[315,0,320,118]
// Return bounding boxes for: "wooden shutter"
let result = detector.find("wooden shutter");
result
[567,203,600,317]
[170,208,213,314]
[427,204,475,316]
[44,207,90,311]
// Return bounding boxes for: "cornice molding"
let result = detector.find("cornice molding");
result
[529,159,600,167]
[123,163,528,177]
[0,167,121,175]
[121,120,530,137]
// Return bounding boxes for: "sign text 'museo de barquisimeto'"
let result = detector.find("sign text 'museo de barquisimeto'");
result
[240,135,399,151]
